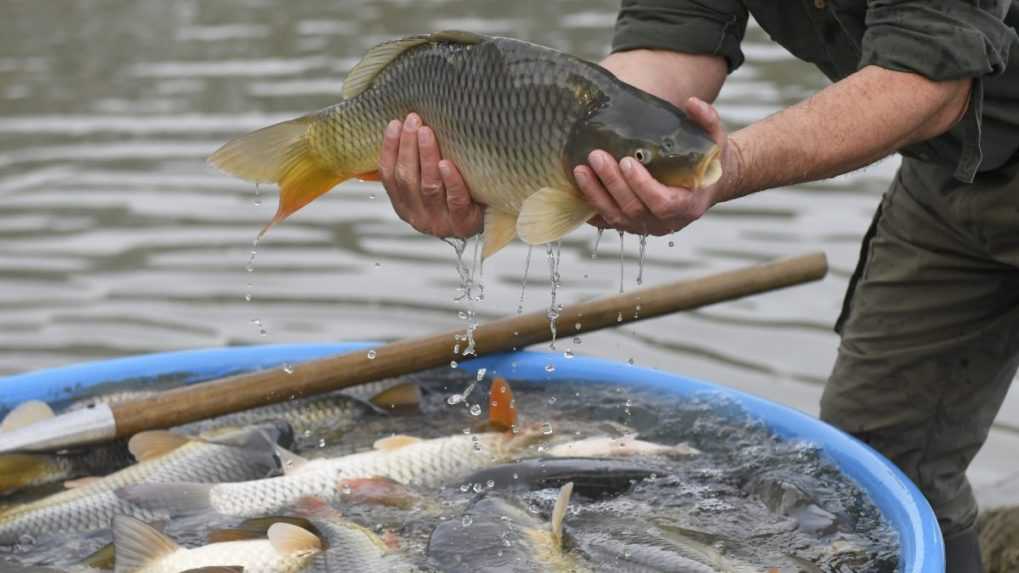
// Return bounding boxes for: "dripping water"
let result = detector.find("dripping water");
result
[636,234,648,286]
[617,230,625,294]
[592,228,604,259]
[546,241,562,350]
[517,246,533,314]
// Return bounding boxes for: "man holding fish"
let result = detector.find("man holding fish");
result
[377,3,1019,572]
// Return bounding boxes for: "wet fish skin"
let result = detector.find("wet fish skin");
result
[0,423,287,545]
[120,428,548,519]
[463,457,662,498]
[211,31,720,256]
[427,484,583,572]
[0,443,133,497]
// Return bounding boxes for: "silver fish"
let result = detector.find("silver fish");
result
[0,423,287,545]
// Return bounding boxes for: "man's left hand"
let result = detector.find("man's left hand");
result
[573,97,742,235]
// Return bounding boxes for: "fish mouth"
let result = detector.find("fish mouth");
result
[694,144,722,188]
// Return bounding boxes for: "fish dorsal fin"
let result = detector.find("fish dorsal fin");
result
[483,210,518,259]
[275,446,311,475]
[64,476,103,489]
[550,481,574,549]
[267,523,322,556]
[489,377,517,432]
[341,31,485,99]
[373,435,422,451]
[128,431,191,462]
[517,187,596,246]
[180,568,245,573]
[1,400,55,431]
[369,382,421,410]
[113,515,180,573]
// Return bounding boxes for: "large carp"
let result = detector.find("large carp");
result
[211,31,722,257]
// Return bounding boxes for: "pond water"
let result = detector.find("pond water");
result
[0,0,1016,497]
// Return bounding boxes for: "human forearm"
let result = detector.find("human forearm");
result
[600,49,727,107]
[721,65,971,201]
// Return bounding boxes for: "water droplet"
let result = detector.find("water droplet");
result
[574,322,582,331]
[592,228,604,259]
[472,481,483,492]
[547,396,558,405]
[469,404,482,416]
[374,261,381,268]
[668,240,675,247]
[450,360,459,369]
[318,438,326,448]
[542,422,554,435]
[486,479,495,489]
[544,363,556,373]
[367,349,377,360]
[573,336,582,345]
[512,472,519,480]
[563,349,574,359]
[476,368,487,381]
[244,293,252,302]
[636,234,648,285]
[460,483,471,492]
[618,230,626,294]
[282,362,294,374]
[369,193,376,200]
[627,357,635,366]
[617,311,623,322]
[462,515,473,527]
[447,394,464,406]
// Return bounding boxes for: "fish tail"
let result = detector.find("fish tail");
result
[0,454,68,494]
[208,115,344,235]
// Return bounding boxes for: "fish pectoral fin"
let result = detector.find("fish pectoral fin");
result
[128,430,192,462]
[373,435,423,451]
[267,522,322,556]
[488,377,517,432]
[369,382,421,410]
[482,209,518,259]
[209,516,316,544]
[516,187,595,246]
[64,476,103,489]
[274,446,311,475]
[179,568,245,573]
[1,400,55,431]
[550,482,574,549]
[208,115,344,237]
[112,515,180,573]
[342,31,485,99]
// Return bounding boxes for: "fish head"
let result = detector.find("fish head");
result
[566,91,722,190]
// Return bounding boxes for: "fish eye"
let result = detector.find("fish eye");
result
[634,148,652,164]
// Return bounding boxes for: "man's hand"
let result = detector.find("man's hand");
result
[379,113,483,238]
[574,97,743,235]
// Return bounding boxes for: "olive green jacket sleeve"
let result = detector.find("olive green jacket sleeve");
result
[611,0,750,73]
[859,0,1018,181]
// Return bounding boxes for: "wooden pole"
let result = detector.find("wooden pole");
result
[111,252,827,437]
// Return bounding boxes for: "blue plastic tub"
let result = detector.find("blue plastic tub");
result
[0,342,943,572]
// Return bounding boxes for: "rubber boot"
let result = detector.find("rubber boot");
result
[945,526,983,573]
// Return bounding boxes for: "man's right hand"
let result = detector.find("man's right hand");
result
[379,113,484,238]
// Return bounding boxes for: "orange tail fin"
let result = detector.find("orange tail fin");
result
[208,116,345,236]
[488,377,517,432]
